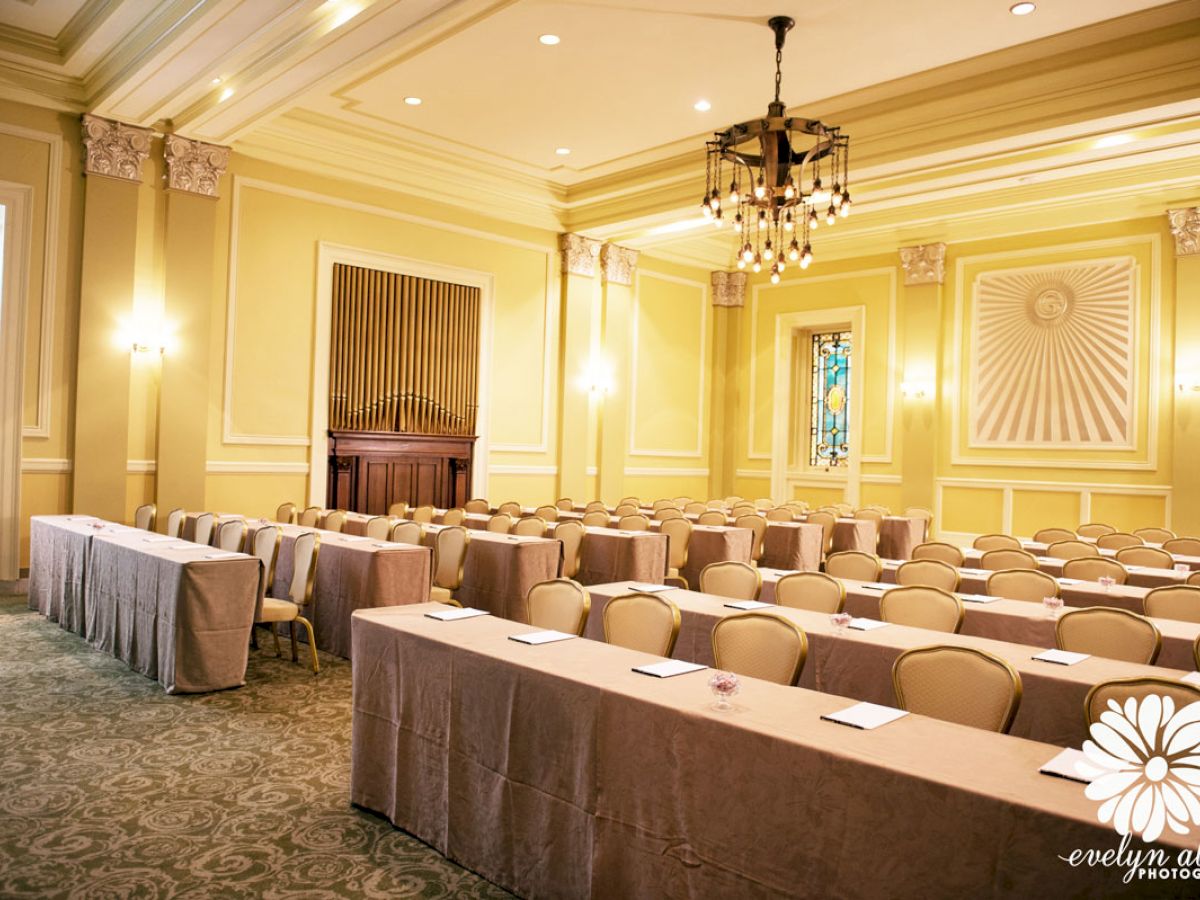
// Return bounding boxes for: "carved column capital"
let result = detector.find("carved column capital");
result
[711,271,747,308]
[1168,208,1200,257]
[163,134,230,198]
[600,243,638,286]
[899,243,947,286]
[559,233,601,276]
[81,114,152,183]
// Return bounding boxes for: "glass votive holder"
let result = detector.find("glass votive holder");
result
[708,671,740,712]
[1175,564,1190,574]
[830,612,852,635]
[1098,576,1115,592]
[1042,596,1064,618]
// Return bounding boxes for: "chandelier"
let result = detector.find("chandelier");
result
[701,16,851,282]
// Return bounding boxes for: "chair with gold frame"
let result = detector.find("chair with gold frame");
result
[734,513,767,565]
[805,511,836,557]
[775,571,844,614]
[895,559,960,592]
[903,507,932,540]
[697,510,728,526]
[513,516,547,537]
[660,517,692,588]
[464,498,490,513]
[1084,677,1200,726]
[584,500,607,513]
[1062,556,1127,585]
[617,514,650,532]
[582,511,610,527]
[274,502,298,525]
[534,505,559,522]
[365,516,391,541]
[614,503,639,517]
[698,561,762,601]
[708,499,729,509]
[411,505,435,524]
[554,520,585,579]
[655,507,685,521]
[1144,585,1200,624]
[712,612,808,685]
[765,507,795,522]
[298,506,321,528]
[973,533,1020,551]
[256,530,321,674]
[497,501,522,518]
[1116,545,1174,569]
[438,508,464,526]
[979,548,1039,571]
[879,586,964,633]
[603,592,681,656]
[134,503,157,532]
[985,568,1059,603]
[731,503,759,519]
[892,645,1022,733]
[251,524,282,595]
[1033,527,1075,544]
[486,514,513,534]
[165,507,185,538]
[387,501,409,518]
[556,497,575,511]
[216,519,247,552]
[1056,607,1161,664]
[1164,537,1200,556]
[526,578,591,636]
[825,550,882,583]
[1077,522,1117,539]
[619,496,641,508]
[389,520,424,545]
[1191,571,1200,588]
[853,508,884,546]
[192,512,215,545]
[912,542,964,567]
[684,501,708,516]
[1096,532,1143,551]
[430,526,470,603]
[323,510,347,534]
[651,499,676,511]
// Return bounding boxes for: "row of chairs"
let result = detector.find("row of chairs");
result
[981,528,1198,557]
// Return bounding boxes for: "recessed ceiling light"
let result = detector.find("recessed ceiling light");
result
[1095,133,1133,149]
[539,34,560,45]
[211,77,222,85]
[555,147,571,156]
[693,99,712,112]
[327,0,363,28]
[404,96,422,106]
[218,87,234,102]
[1009,2,1036,15]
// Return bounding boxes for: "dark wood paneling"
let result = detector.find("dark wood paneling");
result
[327,431,475,513]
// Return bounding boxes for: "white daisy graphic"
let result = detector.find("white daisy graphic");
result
[1077,695,1200,843]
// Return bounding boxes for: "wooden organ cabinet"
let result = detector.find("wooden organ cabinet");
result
[326,431,475,513]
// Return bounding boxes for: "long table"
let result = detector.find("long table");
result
[27,515,128,633]
[351,603,1180,898]
[961,547,1187,589]
[1022,538,1200,572]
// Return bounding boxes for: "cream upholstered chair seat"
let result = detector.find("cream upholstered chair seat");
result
[1164,537,1200,556]
[430,526,470,603]
[255,530,320,673]
[775,572,845,614]
[582,511,610,527]
[497,501,522,517]
[603,592,681,657]
[892,645,1022,733]
[554,520,585,579]
[879,586,964,633]
[1133,527,1175,544]
[1062,556,1127,584]
[912,542,964,567]
[1056,607,1161,664]
[1046,539,1098,560]
[1115,546,1173,569]
[259,596,301,623]
[973,533,1020,551]
[896,559,960,592]
[825,550,882,583]
[980,548,1038,571]
[986,568,1059,603]
[734,513,767,564]
[660,517,692,587]
[526,578,590,635]
[712,613,808,685]
[1077,522,1117,539]
[1085,678,1200,726]
[464,499,490,513]
[486,514,513,533]
[617,514,650,531]
[699,561,761,601]
[441,508,466,526]
[512,516,546,537]
[1144,585,1200,623]
[134,503,157,531]
[1096,532,1143,551]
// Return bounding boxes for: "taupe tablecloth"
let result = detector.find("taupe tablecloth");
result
[351,603,1181,899]
[585,581,1191,748]
[316,510,375,536]
[799,515,877,553]
[961,547,1187,589]
[574,527,668,587]
[28,515,131,633]
[84,530,263,693]
[1021,539,1200,572]
[878,516,927,559]
[759,521,823,572]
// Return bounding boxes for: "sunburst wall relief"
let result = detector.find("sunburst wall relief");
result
[968,257,1137,449]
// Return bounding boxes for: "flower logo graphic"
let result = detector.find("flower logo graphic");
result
[1077,695,1200,843]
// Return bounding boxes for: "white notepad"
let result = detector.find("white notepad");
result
[143,536,175,543]
[508,630,575,645]
[373,542,392,549]
[858,582,892,591]
[848,617,889,631]
[1181,671,1200,687]
[630,583,673,593]
[168,544,197,551]
[724,600,773,610]
[340,535,371,543]
[425,607,490,621]
[821,702,909,730]
[1039,748,1096,784]
[202,551,241,560]
[959,568,987,575]
[1056,577,1083,585]
[1034,648,1090,666]
[960,593,1000,604]
[632,660,707,678]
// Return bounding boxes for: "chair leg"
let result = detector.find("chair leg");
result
[295,615,319,674]
[289,621,298,663]
[271,624,282,657]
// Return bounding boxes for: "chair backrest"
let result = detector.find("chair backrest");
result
[582,511,610,527]
[683,501,708,515]
[1033,527,1075,544]
[730,503,759,519]
[1164,537,1200,556]
[699,561,762,601]
[513,516,547,537]
[497,501,522,517]
[1085,677,1200,727]
[724,496,744,506]
[765,507,795,522]
[1056,607,1160,664]
[389,520,424,545]
[464,498,490,513]
[365,516,391,540]
[1144,585,1200,624]
[617,514,650,531]
[556,497,574,511]
[614,503,640,517]
[979,548,1038,571]
[895,558,960,592]
[432,526,470,591]
[655,507,685,521]
[584,500,607,513]
[733,514,767,562]
[973,533,1020,551]
[786,500,810,514]
[651,498,676,511]
[387,501,409,518]
[1191,571,1200,588]
[712,613,808,686]
[853,509,884,537]
[554,520,585,579]
[753,498,773,510]
[1133,527,1175,544]
[892,645,1022,733]
[775,572,844,614]
[534,505,559,521]
[275,502,297,525]
[805,511,836,554]
[486,514,513,533]
[912,541,964,567]
[166,507,185,537]
[1062,556,1127,584]
[985,568,1059,603]
[298,506,321,527]
[193,512,214,546]
[1096,532,1143,551]
[603,593,681,656]
[411,505,435,523]
[526,578,591,636]
[697,510,728,526]
[879,586,964,633]
[619,496,641,507]
[252,525,282,592]
[660,517,692,573]
[439,508,465,526]
[825,551,882,583]
[289,531,321,607]
[708,499,728,509]
[1115,546,1173,569]
[134,503,156,531]
[323,510,347,534]
[1077,522,1117,539]
[217,519,247,552]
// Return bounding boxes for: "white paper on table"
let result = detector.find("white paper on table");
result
[959,567,987,575]
[372,542,393,549]
[849,617,889,631]
[629,583,673,593]
[632,659,707,678]
[67,516,98,521]
[725,600,773,610]
[340,535,371,543]
[169,544,200,551]
[202,551,241,560]
[509,630,575,645]
[1039,748,1096,784]
[425,607,490,621]
[1034,648,1091,666]
[1181,671,1200,686]
[143,536,176,543]
[821,702,909,730]
[858,582,891,591]
[960,593,1000,604]
[1056,577,1083,585]
[1123,565,1141,571]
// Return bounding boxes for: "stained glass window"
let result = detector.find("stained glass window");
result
[809,331,851,467]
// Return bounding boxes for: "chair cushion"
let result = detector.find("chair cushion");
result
[430,586,453,602]
[259,597,299,623]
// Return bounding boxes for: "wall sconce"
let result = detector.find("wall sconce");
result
[901,380,934,399]
[130,341,165,356]
[1178,373,1200,393]
[116,313,170,358]
[578,357,614,395]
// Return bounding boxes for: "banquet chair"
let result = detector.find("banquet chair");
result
[1085,677,1200,727]
[712,613,808,686]
[754,498,774,510]
[1115,546,1173,569]
[603,592,681,656]
[526,578,591,636]
[1192,572,1200,587]
[660,517,692,588]
[673,496,693,508]
[554,520,585,579]
[1033,527,1075,544]
[614,503,639,517]
[1143,585,1200,624]
[513,516,547,537]
[734,514,767,564]
[252,525,282,594]
[134,503,156,532]
[619,496,641,508]
[323,510,347,534]
[835,503,855,516]
[389,521,424,545]
[765,507,795,522]
[387,502,408,518]
[582,511,610,527]
[786,501,810,514]
[892,646,1022,733]
[707,499,728,509]
[699,561,762,601]
[617,514,650,531]
[651,499,675,511]
[430,526,470,603]
[411,505,435,524]
[912,542,964,567]
[1134,527,1176,544]
[1062,557,1127,584]
[655,507,685,521]
[698,510,728,526]
[534,505,559,522]
[275,502,297,525]
[1164,537,1200,556]
[216,519,247,552]
[853,508,884,545]
[1077,522,1117,539]
[816,506,842,516]
[731,503,759,519]
[365,516,391,541]
[585,500,607,513]
[896,559,960,592]
[879,586,964,633]
[497,501,522,518]
[973,533,1020,551]
[442,508,466,526]
[166,507,185,538]
[487,514,513,533]
[192,513,215,546]
[903,507,932,540]
[985,568,1059,603]
[775,572,845,614]
[684,501,708,516]
[1096,532,1142,551]
[1056,607,1160,664]
[825,551,881,583]
[464,499,490,513]
[1046,540,1099,560]
[805,511,836,556]
[257,530,321,674]
[724,496,744,507]
[298,506,321,527]
[980,548,1038,571]
[556,498,574,511]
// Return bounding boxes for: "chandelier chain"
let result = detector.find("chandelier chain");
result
[774,46,783,103]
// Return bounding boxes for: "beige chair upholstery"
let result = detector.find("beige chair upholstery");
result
[903,507,932,540]
[1056,607,1160,664]
[699,561,762,601]
[165,507,185,538]
[1096,532,1142,551]
[986,568,1059,603]
[805,511,836,556]
[712,613,808,686]
[697,510,728,526]
[786,501,810,514]
[765,507,795,522]
[614,503,639,517]
[1115,545,1173,569]
[896,559,960,592]
[724,496,744,506]
[584,500,607,513]
[708,499,729,509]
[389,520,424,545]
[582,511,610,527]
[1033,527,1075,544]
[853,508,884,545]
[603,593,681,657]
[554,520,585,579]
[441,508,466,526]
[556,498,574,511]
[1133,527,1175,544]
[1046,539,1099,560]
[1144,585,1200,623]
[619,496,641,508]
[660,517,693,586]
[1062,556,1127,584]
[298,506,321,528]
[651,499,676,511]
[1085,677,1200,727]
[775,572,844,614]
[257,530,321,673]
[464,499,490,513]
[1191,572,1200,588]
[365,516,391,540]
[534,505,559,522]
[430,526,470,602]
[274,502,297,525]
[486,514,513,533]
[892,645,1022,733]
[973,533,1020,551]
[192,513,215,546]
[496,501,522,518]
[513,516,547,537]
[134,503,156,532]
[1164,537,1200,556]
[216,519,247,552]
[684,502,708,516]
[617,514,650,532]
[980,548,1038,571]
[252,525,282,592]
[323,510,347,534]
[734,514,767,564]
[911,542,964,567]
[387,501,409,518]
[825,551,882,583]
[411,505,435,524]
[754,498,773,510]
[731,503,759,519]
[655,507,685,521]
[1077,522,1117,539]
[879,586,964,633]
[526,578,590,636]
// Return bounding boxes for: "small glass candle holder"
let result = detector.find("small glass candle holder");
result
[1098,576,1115,592]
[1042,596,1064,619]
[830,612,852,635]
[708,671,740,711]
[1175,564,1190,574]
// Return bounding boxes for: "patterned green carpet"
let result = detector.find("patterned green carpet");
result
[0,591,513,899]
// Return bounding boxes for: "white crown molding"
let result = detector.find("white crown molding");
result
[21,458,70,474]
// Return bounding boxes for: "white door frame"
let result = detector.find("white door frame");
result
[0,182,33,579]
[309,242,494,506]
[770,306,866,506]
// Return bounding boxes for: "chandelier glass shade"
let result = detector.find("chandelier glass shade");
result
[701,16,852,282]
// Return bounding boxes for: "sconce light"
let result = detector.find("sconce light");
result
[116,313,170,358]
[1178,372,1200,394]
[578,357,614,396]
[901,380,934,399]
[130,341,165,356]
